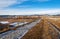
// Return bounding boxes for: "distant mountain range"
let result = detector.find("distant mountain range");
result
[0,14,60,18]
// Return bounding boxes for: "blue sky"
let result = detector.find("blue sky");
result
[0,0,60,15]
[8,0,60,9]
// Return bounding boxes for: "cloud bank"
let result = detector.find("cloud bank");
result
[0,9,60,15]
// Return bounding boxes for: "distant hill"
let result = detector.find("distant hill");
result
[0,15,9,18]
[52,14,60,16]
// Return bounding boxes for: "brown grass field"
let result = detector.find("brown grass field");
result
[0,18,36,23]
[0,16,60,39]
[48,18,60,29]
[21,16,60,39]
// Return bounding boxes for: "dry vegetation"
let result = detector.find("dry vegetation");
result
[41,16,60,29]
[0,16,60,39]
[0,16,38,33]
[22,16,60,39]
[8,19,35,23]
[48,18,60,29]
[0,18,36,23]
[21,19,44,39]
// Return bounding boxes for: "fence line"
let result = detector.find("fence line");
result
[48,22,60,39]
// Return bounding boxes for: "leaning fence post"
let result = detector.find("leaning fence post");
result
[58,32,60,39]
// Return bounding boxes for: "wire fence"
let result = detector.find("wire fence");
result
[48,22,60,39]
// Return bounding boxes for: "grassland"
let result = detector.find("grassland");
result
[21,19,44,39]
[0,16,60,39]
[0,18,36,23]
[21,16,60,39]
[48,18,60,29]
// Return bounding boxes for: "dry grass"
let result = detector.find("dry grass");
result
[0,18,36,23]
[47,17,60,29]
[22,16,60,39]
[21,20,43,39]
[0,16,60,39]
[42,16,60,29]
[8,19,35,23]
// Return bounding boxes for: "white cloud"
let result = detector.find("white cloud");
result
[0,9,60,15]
[0,0,28,9]
[0,0,17,9]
